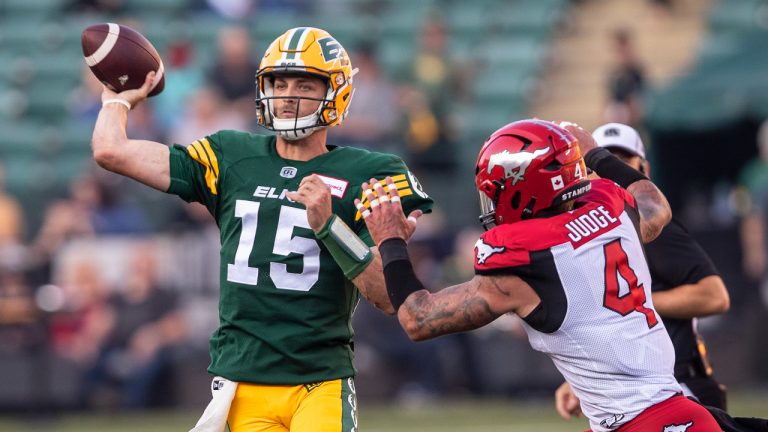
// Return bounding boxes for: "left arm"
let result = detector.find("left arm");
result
[287,175,397,314]
[350,247,394,314]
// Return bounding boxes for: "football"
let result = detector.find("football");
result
[81,23,165,97]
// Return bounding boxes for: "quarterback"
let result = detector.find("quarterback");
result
[359,120,720,431]
[91,27,432,432]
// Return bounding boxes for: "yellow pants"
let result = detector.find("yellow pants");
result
[226,378,357,432]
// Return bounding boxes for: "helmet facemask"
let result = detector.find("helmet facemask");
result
[477,179,502,231]
[255,27,356,140]
[474,120,591,229]
[257,69,345,140]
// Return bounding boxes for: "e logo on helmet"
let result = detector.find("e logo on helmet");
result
[318,37,342,63]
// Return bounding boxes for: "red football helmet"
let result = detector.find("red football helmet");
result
[475,119,590,230]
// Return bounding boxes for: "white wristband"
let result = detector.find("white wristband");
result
[102,99,131,110]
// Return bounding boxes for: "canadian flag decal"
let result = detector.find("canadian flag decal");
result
[551,175,564,190]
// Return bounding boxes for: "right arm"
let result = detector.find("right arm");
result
[91,71,171,192]
[560,123,671,243]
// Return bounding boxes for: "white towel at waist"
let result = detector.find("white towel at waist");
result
[189,377,238,432]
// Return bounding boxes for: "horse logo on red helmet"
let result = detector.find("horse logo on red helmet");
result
[487,147,550,186]
[475,119,591,229]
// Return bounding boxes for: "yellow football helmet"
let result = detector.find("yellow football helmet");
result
[256,27,355,140]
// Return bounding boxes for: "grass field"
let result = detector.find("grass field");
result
[0,391,765,431]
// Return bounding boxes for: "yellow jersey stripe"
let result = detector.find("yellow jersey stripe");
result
[199,138,219,178]
[394,180,409,190]
[186,140,219,195]
[188,141,202,160]
[354,188,414,221]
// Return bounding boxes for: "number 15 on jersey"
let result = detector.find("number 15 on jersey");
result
[227,200,321,292]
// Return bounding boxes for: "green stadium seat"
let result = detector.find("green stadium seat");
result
[471,69,529,110]
[23,80,75,118]
[493,1,564,33]
[1,0,66,20]
[0,121,57,157]
[475,37,546,69]
[123,0,188,15]
[251,12,304,43]
[709,0,763,31]
[377,37,417,77]
[454,106,522,146]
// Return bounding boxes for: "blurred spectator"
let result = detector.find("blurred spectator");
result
[437,227,484,395]
[399,16,464,175]
[257,0,311,14]
[739,120,768,306]
[648,0,676,16]
[603,28,646,128]
[126,101,166,143]
[354,220,449,404]
[0,164,23,244]
[29,199,94,287]
[82,246,186,409]
[0,272,40,354]
[29,174,149,285]
[328,42,399,151]
[68,66,106,128]
[65,0,125,14]
[71,174,151,235]
[49,260,113,369]
[439,227,481,287]
[155,39,204,130]
[200,0,255,19]
[205,25,260,120]
[69,65,165,142]
[352,299,444,405]
[168,86,249,146]
[0,163,26,272]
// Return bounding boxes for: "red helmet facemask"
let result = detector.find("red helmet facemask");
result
[475,120,591,230]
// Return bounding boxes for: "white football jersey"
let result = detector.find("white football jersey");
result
[475,179,680,432]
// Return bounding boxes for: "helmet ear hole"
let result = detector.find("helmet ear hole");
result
[511,190,521,209]
[543,160,561,171]
[478,179,493,194]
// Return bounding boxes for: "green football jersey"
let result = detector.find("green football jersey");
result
[167,131,433,384]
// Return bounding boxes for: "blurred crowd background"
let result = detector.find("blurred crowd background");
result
[0,0,767,416]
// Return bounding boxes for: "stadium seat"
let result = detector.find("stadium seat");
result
[124,0,187,15]
[0,0,66,20]
[23,81,74,118]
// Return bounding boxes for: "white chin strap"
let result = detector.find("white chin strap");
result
[272,113,323,141]
[261,76,330,141]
